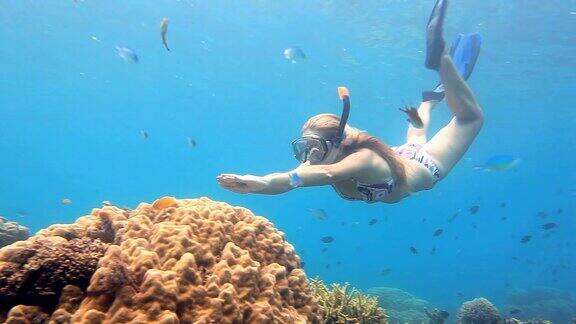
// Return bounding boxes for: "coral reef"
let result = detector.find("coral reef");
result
[0,216,30,248]
[502,319,551,324]
[0,197,320,323]
[425,307,449,324]
[456,297,500,324]
[502,286,576,323]
[310,278,387,324]
[367,287,434,323]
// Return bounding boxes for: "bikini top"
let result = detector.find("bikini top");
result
[332,178,395,203]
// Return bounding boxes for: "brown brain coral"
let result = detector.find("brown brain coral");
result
[0,197,320,323]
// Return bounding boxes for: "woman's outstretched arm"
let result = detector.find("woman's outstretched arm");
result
[217,149,375,194]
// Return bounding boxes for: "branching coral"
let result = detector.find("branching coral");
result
[456,297,500,324]
[0,197,320,323]
[310,277,388,324]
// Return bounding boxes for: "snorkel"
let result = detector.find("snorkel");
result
[334,86,351,145]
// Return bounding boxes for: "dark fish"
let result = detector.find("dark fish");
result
[471,223,478,229]
[433,229,444,237]
[509,309,521,315]
[447,209,461,223]
[500,202,507,208]
[368,218,378,226]
[381,268,392,276]
[301,261,305,268]
[541,222,558,230]
[340,221,346,226]
[556,208,563,214]
[187,137,196,147]
[520,235,532,243]
[325,264,331,270]
[321,236,334,243]
[430,247,436,255]
[321,247,328,253]
[512,257,520,261]
[469,205,480,214]
[456,292,464,298]
[500,216,507,221]
[336,261,341,266]
[536,211,548,218]
[409,246,418,254]
[140,130,148,139]
[422,218,427,223]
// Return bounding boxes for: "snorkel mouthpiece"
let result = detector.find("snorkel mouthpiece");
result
[335,86,350,143]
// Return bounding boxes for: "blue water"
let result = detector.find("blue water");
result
[1,0,575,319]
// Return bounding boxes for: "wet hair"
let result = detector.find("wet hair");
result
[302,113,407,189]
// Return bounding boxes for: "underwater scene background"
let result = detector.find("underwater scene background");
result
[1,0,575,322]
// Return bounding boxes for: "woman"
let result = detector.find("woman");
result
[218,0,484,203]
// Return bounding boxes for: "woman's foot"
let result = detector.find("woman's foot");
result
[425,0,448,70]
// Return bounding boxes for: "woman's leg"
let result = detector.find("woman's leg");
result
[405,100,439,144]
[423,51,484,177]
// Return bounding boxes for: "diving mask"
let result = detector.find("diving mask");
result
[291,136,335,163]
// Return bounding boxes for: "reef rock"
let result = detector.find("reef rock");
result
[367,287,434,323]
[503,286,576,324]
[0,216,30,248]
[456,297,500,324]
[0,197,320,323]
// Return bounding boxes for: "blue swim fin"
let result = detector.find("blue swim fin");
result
[422,33,482,102]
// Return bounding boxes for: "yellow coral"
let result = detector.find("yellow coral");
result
[310,277,388,324]
[0,197,321,323]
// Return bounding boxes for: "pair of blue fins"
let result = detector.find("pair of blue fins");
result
[422,0,482,102]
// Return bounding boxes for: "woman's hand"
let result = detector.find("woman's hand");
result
[217,174,269,194]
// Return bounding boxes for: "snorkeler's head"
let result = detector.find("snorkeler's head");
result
[291,87,356,164]
[292,114,362,164]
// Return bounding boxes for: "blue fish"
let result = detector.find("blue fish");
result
[116,46,139,63]
[473,154,519,171]
[283,47,306,63]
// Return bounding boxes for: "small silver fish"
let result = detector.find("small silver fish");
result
[187,137,196,147]
[308,208,327,220]
[283,47,306,63]
[160,18,170,51]
[140,130,148,139]
[116,46,138,63]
